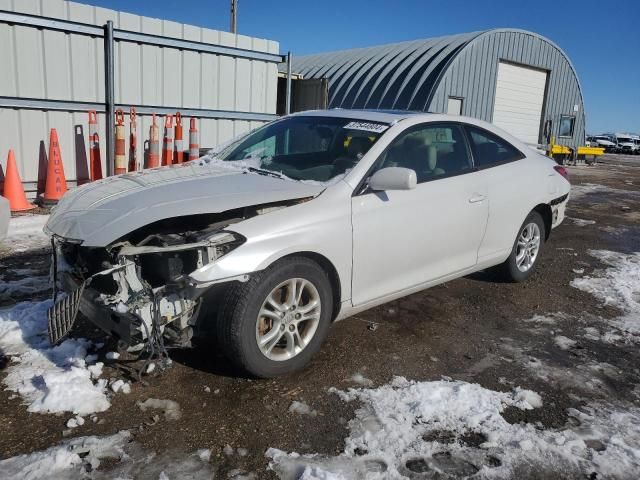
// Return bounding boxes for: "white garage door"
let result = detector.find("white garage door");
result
[492,62,548,145]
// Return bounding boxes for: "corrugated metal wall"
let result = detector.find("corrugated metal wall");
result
[286,28,585,149]
[0,0,279,192]
[284,33,479,111]
[429,29,585,148]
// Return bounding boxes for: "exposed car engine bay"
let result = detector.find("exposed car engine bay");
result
[49,199,309,357]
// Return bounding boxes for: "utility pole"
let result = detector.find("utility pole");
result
[230,0,237,33]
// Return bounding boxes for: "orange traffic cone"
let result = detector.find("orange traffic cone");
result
[174,112,184,164]
[2,150,35,212]
[188,118,199,161]
[146,114,160,169]
[42,129,68,205]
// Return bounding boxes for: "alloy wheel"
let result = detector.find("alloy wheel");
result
[255,278,321,361]
[516,222,541,272]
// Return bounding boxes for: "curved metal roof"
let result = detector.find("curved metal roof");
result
[283,29,583,115]
[284,31,483,111]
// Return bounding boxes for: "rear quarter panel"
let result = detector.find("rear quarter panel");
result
[477,154,568,262]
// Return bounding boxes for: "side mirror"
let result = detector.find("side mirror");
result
[368,167,417,191]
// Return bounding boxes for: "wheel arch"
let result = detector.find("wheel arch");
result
[533,203,552,240]
[273,251,343,322]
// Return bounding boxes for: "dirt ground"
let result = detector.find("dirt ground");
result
[1,156,640,479]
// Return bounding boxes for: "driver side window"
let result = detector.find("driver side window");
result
[378,123,472,183]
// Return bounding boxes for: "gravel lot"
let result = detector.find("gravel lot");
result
[1,160,639,479]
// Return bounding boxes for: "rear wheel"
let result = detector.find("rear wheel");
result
[216,257,333,378]
[494,211,545,282]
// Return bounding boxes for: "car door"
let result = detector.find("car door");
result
[351,123,489,306]
[463,125,532,261]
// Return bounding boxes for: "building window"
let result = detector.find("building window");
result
[558,115,575,138]
[447,97,463,116]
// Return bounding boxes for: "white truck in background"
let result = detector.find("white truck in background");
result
[586,135,616,152]
[613,134,639,154]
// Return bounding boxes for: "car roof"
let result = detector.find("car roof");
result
[288,108,423,124]
[285,109,530,150]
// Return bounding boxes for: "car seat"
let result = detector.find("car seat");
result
[332,136,371,176]
[425,144,445,177]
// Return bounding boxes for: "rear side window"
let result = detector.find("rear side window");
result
[466,126,524,168]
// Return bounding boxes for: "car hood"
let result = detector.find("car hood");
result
[45,162,324,247]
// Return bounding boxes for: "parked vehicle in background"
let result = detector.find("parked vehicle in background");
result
[614,134,638,154]
[45,110,571,377]
[629,135,640,155]
[587,135,617,152]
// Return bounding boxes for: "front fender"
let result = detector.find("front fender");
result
[188,182,353,301]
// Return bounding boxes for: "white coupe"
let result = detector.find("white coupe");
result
[46,110,570,377]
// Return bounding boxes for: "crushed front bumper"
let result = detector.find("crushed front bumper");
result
[48,243,200,350]
[48,271,141,347]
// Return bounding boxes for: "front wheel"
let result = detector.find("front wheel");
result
[216,257,333,378]
[494,211,545,282]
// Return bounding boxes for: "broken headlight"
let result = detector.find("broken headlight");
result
[207,231,246,260]
[123,231,246,288]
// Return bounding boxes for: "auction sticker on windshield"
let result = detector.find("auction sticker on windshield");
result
[344,121,389,133]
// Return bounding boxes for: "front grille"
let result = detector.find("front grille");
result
[48,282,85,345]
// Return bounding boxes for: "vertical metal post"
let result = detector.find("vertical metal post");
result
[230,0,237,33]
[104,20,115,176]
[285,51,292,115]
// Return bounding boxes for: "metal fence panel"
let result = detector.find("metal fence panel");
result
[0,0,279,193]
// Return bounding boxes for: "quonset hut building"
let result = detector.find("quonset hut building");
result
[281,29,585,150]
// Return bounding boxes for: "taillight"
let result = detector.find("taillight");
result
[554,165,569,181]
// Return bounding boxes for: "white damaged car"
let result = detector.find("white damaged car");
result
[45,110,570,377]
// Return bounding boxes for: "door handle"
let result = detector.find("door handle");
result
[468,194,486,203]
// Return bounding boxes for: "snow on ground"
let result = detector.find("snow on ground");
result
[600,225,633,237]
[0,270,50,298]
[571,250,640,340]
[502,337,624,397]
[554,335,578,350]
[0,431,130,480]
[267,377,640,479]
[289,400,318,417]
[349,373,373,387]
[137,398,182,421]
[0,430,214,479]
[567,216,596,227]
[570,183,640,201]
[0,300,111,415]
[0,227,128,416]
[2,214,50,253]
[0,275,50,298]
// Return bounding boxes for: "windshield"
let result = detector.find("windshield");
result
[215,116,388,182]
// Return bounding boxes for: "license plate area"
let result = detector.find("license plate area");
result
[47,282,85,345]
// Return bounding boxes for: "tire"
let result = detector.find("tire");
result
[216,256,333,378]
[493,211,546,283]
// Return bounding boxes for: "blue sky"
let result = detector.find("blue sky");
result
[83,0,639,133]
